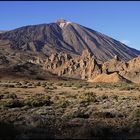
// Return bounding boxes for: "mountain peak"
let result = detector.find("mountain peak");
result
[56,19,67,23]
[56,19,72,28]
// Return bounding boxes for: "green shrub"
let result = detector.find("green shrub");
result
[79,92,97,103]
[25,94,52,107]
[20,85,28,88]
[63,109,89,120]
[3,93,17,99]
[84,84,94,89]
[35,82,41,86]
[0,95,4,100]
[59,92,66,95]
[47,82,54,86]
[101,94,108,100]
[16,82,22,86]
[130,122,140,133]
[94,111,116,118]
[0,99,24,108]
[40,82,47,87]
[45,86,57,90]
[55,97,69,108]
[63,83,73,87]
[110,95,118,101]
[57,83,64,86]
[133,108,140,118]
[26,83,33,86]
[119,84,140,91]
[75,84,83,89]
[8,85,15,88]
[15,82,22,88]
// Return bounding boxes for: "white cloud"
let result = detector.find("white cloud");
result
[120,40,130,45]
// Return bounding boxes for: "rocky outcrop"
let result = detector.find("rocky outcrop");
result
[120,56,140,83]
[102,55,125,74]
[90,55,140,83]
[28,56,44,65]
[88,72,131,83]
[43,49,140,83]
[43,49,102,80]
[0,55,9,65]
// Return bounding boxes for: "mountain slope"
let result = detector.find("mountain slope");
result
[0,30,6,33]
[88,72,131,83]
[0,19,140,62]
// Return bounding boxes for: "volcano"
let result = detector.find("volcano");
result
[0,19,139,62]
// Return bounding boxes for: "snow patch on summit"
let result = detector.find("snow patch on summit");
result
[59,22,71,28]
[56,19,71,29]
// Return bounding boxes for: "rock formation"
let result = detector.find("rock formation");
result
[42,49,140,83]
[43,49,102,80]
[120,56,140,83]
[102,55,125,74]
[88,72,131,83]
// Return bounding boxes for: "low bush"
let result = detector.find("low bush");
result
[45,86,57,91]
[3,93,17,99]
[25,94,52,107]
[101,94,108,100]
[79,92,97,103]
[55,97,69,108]
[95,111,116,118]
[20,85,28,88]
[133,108,140,118]
[119,84,140,91]
[0,99,24,108]
[57,82,64,86]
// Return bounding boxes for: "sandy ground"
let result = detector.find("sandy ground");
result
[0,81,139,97]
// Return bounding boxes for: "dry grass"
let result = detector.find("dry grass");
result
[0,79,140,139]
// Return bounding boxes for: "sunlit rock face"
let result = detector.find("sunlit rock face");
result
[43,49,102,80]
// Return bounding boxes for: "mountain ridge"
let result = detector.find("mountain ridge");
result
[0,19,140,62]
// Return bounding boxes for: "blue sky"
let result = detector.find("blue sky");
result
[0,1,140,50]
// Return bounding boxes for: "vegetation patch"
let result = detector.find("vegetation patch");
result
[25,93,52,107]
[55,96,69,108]
[0,99,24,108]
[79,92,98,104]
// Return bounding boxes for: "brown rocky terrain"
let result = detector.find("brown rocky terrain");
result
[42,49,140,83]
[100,54,140,83]
[43,49,102,80]
[88,72,131,83]
[120,56,140,83]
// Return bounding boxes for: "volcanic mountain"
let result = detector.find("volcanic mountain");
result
[0,19,140,62]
